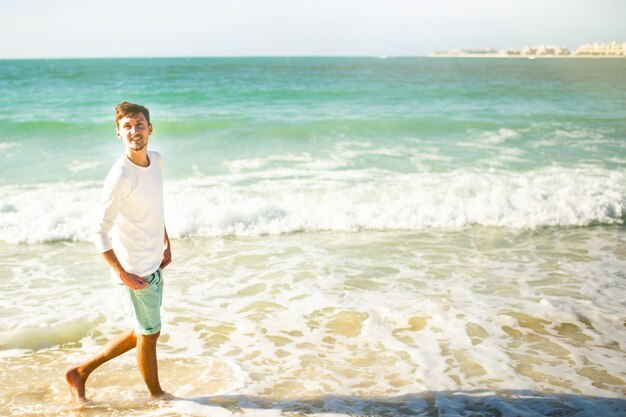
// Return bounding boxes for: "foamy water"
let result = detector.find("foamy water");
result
[0,166,624,244]
[1,227,625,416]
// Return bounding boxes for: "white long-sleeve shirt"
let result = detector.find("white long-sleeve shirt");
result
[93,150,165,277]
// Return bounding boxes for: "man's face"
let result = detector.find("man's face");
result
[116,113,152,152]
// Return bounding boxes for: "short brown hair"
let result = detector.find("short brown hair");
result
[115,101,151,127]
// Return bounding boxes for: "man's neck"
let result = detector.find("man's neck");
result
[126,149,150,167]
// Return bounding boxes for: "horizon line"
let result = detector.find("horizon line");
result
[3,54,625,61]
[0,54,432,61]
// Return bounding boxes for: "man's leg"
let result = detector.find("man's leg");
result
[136,331,166,398]
[65,329,137,403]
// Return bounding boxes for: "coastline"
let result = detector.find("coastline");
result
[430,41,626,59]
[428,53,626,59]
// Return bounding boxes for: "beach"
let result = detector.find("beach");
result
[0,57,625,416]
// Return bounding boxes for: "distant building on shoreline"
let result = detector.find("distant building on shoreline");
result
[431,41,626,58]
[574,42,626,56]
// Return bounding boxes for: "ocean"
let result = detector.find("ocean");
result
[0,57,625,416]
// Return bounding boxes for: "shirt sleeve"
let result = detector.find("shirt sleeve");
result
[92,170,131,253]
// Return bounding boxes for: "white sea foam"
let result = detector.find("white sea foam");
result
[480,128,520,144]
[0,182,100,243]
[554,128,604,141]
[0,142,21,150]
[2,229,624,416]
[225,153,349,174]
[66,160,103,173]
[0,167,623,243]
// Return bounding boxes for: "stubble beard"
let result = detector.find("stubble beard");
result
[128,136,147,152]
[132,142,146,151]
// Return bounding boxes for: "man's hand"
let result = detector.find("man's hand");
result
[119,270,148,290]
[101,249,148,289]
[160,245,172,270]
[161,227,172,269]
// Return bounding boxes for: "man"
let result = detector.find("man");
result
[65,101,172,403]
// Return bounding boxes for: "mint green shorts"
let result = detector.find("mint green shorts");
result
[119,268,164,335]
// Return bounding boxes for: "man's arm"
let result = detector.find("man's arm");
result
[160,226,172,270]
[93,171,148,289]
[101,249,148,290]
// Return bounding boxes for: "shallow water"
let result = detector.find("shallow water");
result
[1,227,624,416]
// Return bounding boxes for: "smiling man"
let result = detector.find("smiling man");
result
[65,101,172,403]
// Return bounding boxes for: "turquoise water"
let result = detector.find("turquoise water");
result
[2,58,626,183]
[0,58,625,416]
[1,58,625,238]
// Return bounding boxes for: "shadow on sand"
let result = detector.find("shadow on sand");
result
[175,390,626,416]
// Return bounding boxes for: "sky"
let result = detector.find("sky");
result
[1,0,625,58]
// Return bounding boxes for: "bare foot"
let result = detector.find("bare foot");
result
[64,366,87,404]
[150,391,177,402]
